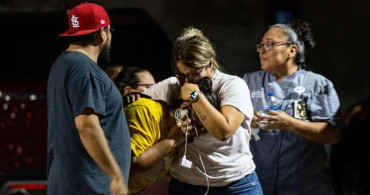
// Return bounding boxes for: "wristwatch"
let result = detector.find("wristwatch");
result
[189,90,200,103]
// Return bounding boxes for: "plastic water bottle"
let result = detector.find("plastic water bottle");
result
[265,92,278,111]
[263,92,280,135]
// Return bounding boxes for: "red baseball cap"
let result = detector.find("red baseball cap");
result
[59,2,110,37]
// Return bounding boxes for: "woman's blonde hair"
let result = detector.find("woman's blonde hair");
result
[171,27,222,72]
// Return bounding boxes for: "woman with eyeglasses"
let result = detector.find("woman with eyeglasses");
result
[113,66,221,194]
[113,66,156,106]
[109,65,180,194]
[143,27,262,195]
[243,20,341,194]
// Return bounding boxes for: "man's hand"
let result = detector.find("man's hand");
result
[110,175,128,195]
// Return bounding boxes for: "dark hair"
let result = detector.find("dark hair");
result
[197,77,219,110]
[115,66,149,94]
[64,27,109,46]
[270,20,315,69]
[105,64,123,81]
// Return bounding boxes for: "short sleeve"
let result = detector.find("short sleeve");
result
[143,77,180,105]
[308,78,341,126]
[124,104,161,157]
[67,64,105,117]
[219,76,254,121]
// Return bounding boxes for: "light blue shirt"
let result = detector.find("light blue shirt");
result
[243,68,341,194]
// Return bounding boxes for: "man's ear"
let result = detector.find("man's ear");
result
[94,28,106,44]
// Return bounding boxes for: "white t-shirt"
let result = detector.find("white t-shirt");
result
[144,70,255,186]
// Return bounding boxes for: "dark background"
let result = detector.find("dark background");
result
[0,0,369,192]
[0,0,369,111]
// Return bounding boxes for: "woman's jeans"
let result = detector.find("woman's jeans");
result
[168,171,263,195]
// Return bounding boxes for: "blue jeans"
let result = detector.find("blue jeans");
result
[168,171,263,195]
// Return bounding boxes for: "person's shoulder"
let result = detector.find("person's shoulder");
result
[143,76,179,99]
[243,70,265,79]
[214,71,248,89]
[242,70,267,85]
[63,51,95,71]
[156,76,178,85]
[304,70,333,83]
[216,71,243,81]
[125,98,164,120]
[63,51,91,62]
[129,98,162,109]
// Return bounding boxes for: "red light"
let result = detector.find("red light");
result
[8,184,47,190]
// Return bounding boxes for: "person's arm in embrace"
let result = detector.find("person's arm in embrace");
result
[126,100,190,170]
[131,121,189,168]
[179,83,245,141]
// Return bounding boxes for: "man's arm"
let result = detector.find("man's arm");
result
[75,108,127,195]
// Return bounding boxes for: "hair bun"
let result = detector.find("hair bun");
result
[292,20,315,50]
[180,27,204,39]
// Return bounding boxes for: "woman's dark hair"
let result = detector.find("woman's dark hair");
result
[115,66,149,93]
[270,20,315,70]
[197,77,220,110]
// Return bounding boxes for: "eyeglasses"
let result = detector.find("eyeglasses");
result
[256,41,293,52]
[131,84,154,89]
[175,67,204,83]
[104,27,115,34]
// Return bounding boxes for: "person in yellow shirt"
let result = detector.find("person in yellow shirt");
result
[112,66,219,194]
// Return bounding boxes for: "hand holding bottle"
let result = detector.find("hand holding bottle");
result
[258,92,280,135]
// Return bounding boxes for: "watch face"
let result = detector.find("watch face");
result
[190,91,199,102]
[190,91,198,99]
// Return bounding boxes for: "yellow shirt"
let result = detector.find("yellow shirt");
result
[124,98,168,194]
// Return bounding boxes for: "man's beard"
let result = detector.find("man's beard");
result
[98,41,111,68]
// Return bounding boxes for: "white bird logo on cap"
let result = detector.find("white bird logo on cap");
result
[71,15,79,28]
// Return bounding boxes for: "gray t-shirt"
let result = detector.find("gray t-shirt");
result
[47,51,131,194]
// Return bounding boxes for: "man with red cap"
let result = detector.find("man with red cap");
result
[47,2,131,194]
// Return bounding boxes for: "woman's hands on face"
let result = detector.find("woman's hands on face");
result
[179,83,200,101]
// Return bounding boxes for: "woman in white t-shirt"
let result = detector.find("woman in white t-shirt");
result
[144,27,262,195]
